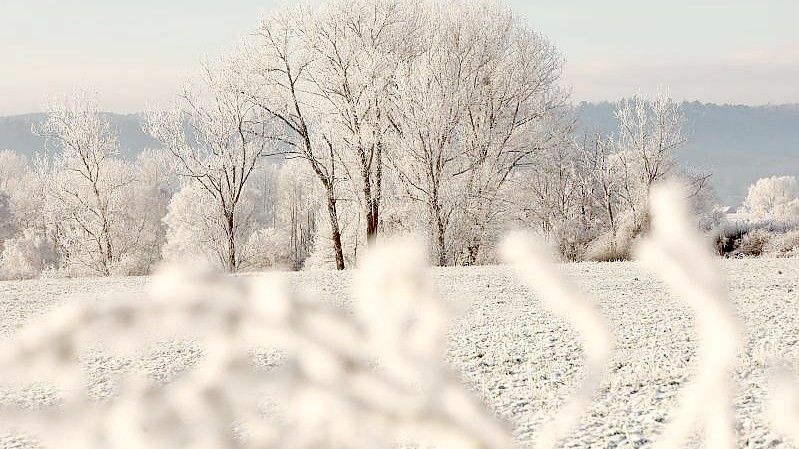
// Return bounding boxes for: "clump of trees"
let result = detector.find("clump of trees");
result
[229,0,573,268]
[0,0,740,280]
[740,176,799,221]
[715,176,799,257]
[512,92,716,262]
[0,95,174,279]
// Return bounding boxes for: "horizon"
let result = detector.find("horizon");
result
[2,0,799,114]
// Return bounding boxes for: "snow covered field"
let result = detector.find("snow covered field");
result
[1,258,798,448]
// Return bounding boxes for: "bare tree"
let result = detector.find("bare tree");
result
[241,7,347,270]
[36,93,131,276]
[145,62,271,272]
[390,0,568,266]
[614,92,687,213]
[306,0,421,244]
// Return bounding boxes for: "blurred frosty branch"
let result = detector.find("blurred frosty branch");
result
[0,240,511,449]
[501,233,612,449]
[635,184,741,449]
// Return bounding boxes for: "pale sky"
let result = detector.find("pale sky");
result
[1,0,798,114]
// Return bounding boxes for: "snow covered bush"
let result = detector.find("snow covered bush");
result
[714,177,799,258]
[733,228,771,257]
[241,227,292,270]
[161,182,229,268]
[0,228,57,280]
[740,176,799,223]
[585,210,648,262]
[765,229,799,257]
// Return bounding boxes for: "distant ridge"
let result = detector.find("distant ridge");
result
[577,102,799,206]
[0,113,158,160]
[2,103,798,206]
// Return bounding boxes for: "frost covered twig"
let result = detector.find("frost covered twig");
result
[0,239,513,449]
[635,184,741,449]
[767,370,799,445]
[501,233,612,449]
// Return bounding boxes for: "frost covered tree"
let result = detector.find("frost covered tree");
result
[388,3,475,266]
[121,149,178,274]
[389,0,568,266]
[161,182,226,267]
[613,93,688,214]
[240,7,347,270]
[579,94,711,260]
[451,2,570,264]
[35,94,135,276]
[0,153,60,279]
[160,162,286,271]
[0,150,27,247]
[507,93,713,261]
[274,161,320,269]
[237,0,569,267]
[576,134,620,235]
[740,176,799,222]
[0,228,58,280]
[511,143,598,261]
[306,0,419,245]
[146,62,272,272]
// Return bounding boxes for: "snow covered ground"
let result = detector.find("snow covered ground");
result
[1,258,798,448]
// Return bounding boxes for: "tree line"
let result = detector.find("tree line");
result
[0,0,715,279]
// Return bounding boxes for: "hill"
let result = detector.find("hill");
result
[577,102,799,206]
[2,103,798,206]
[0,113,157,160]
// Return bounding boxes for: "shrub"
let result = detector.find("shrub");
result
[765,230,799,257]
[242,228,292,270]
[0,229,58,280]
[732,228,771,257]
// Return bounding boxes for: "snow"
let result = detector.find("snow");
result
[1,258,798,448]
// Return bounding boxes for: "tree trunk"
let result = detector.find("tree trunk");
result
[606,200,616,234]
[362,169,377,243]
[431,202,447,267]
[365,199,379,243]
[465,242,480,266]
[93,183,113,276]
[101,217,113,276]
[370,138,384,245]
[360,144,382,246]
[326,188,345,271]
[224,210,237,272]
[436,218,446,267]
